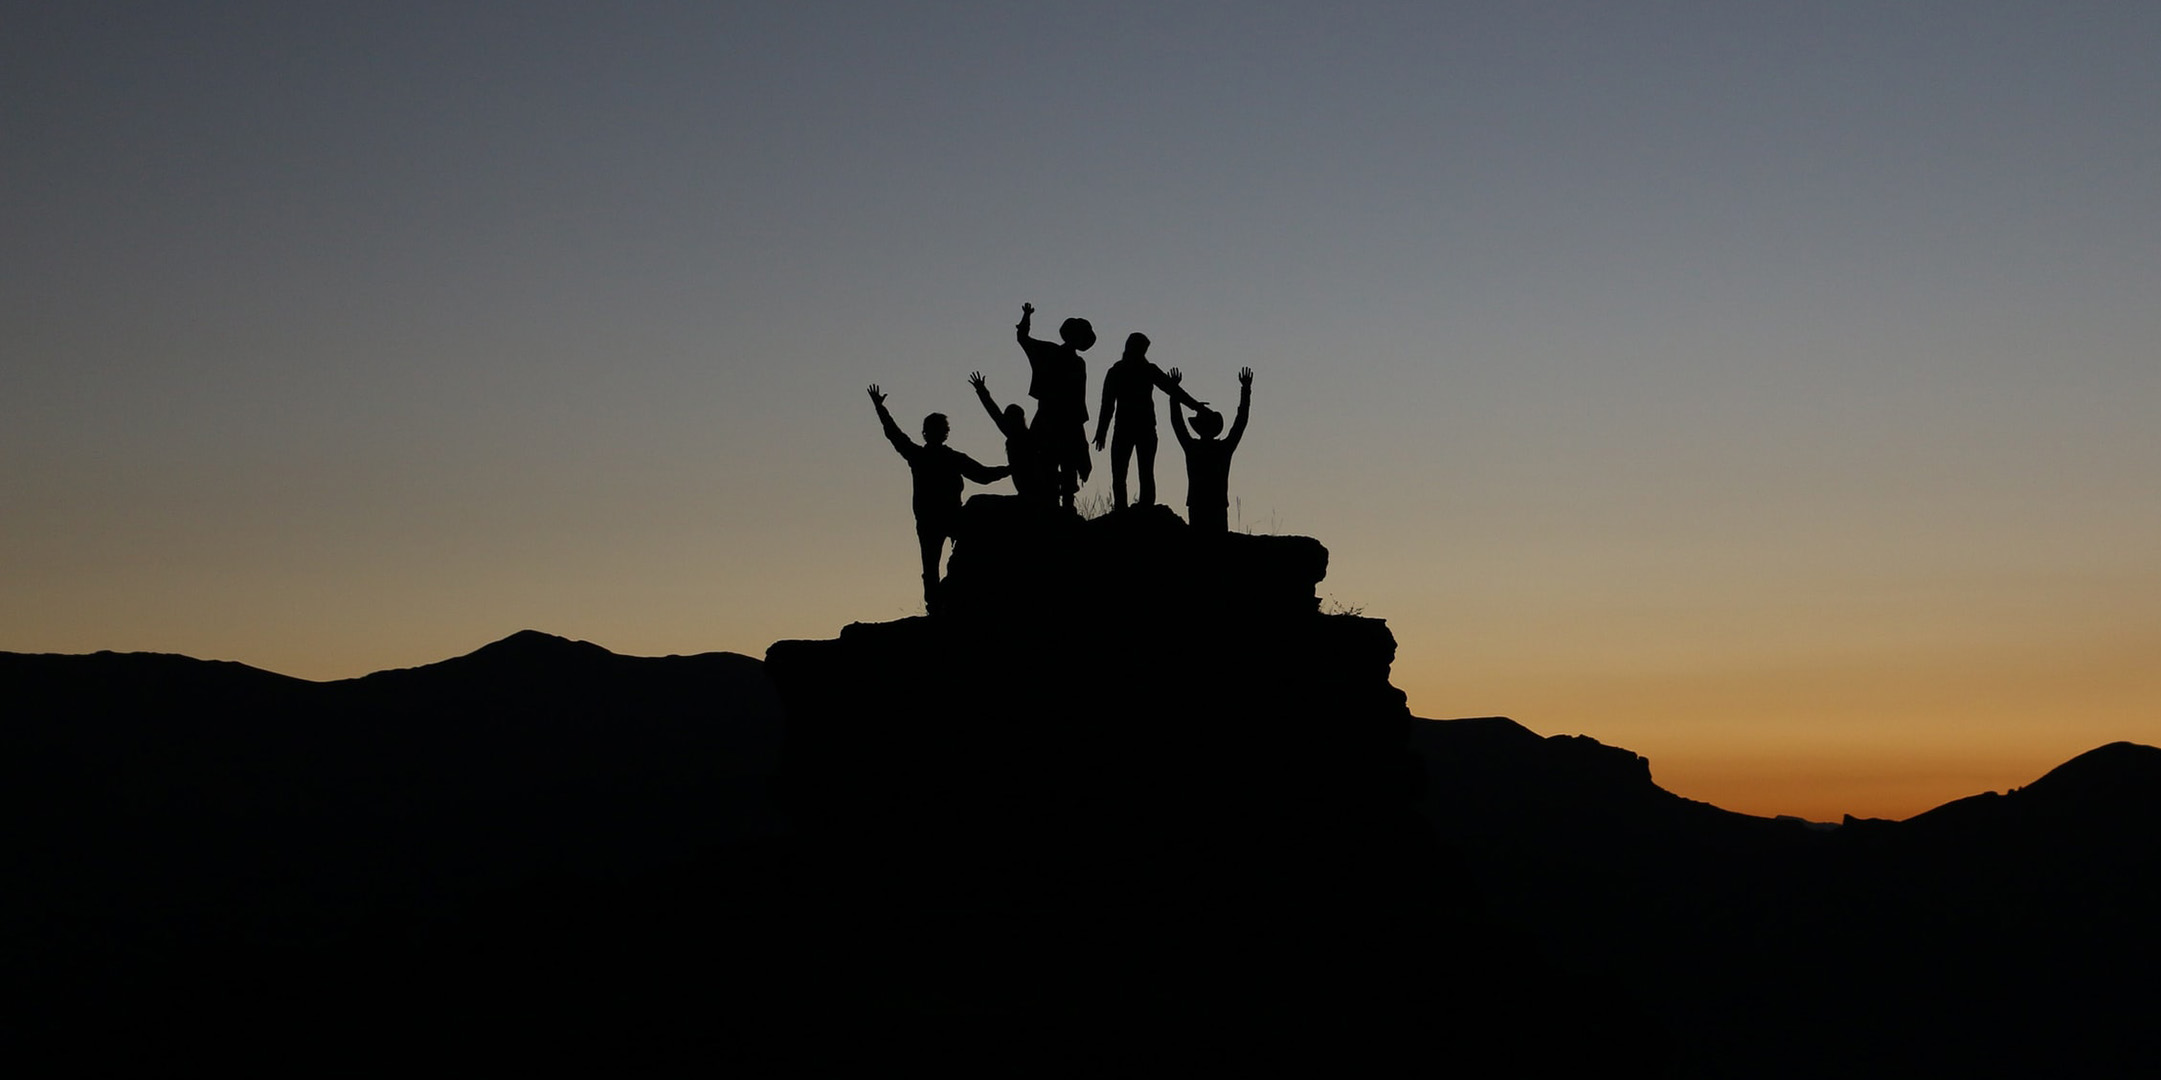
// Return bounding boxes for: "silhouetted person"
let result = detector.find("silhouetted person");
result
[1168,367,1252,533]
[869,384,1010,606]
[967,370,1051,506]
[1093,332,1206,511]
[1014,301,1093,510]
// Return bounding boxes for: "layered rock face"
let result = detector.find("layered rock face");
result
[764,500,1622,1064]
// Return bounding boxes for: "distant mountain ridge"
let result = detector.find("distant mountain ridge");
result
[1409,713,2161,1075]
[1,633,784,981]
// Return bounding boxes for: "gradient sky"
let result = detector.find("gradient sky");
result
[7,2,2157,820]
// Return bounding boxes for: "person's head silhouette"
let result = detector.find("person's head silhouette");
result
[1059,317,1097,352]
[1123,332,1150,360]
[922,413,950,445]
[1003,404,1026,430]
[1190,407,1224,440]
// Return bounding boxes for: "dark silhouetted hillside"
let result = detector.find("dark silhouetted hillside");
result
[0,633,786,1064]
[765,500,1663,1072]
[1412,717,2161,1076]
[6,503,2156,1073]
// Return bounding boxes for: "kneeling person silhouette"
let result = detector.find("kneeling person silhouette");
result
[869,384,1011,607]
[968,370,1051,507]
[1168,366,1252,534]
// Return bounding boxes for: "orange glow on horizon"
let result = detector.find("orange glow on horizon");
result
[1397,625,2161,821]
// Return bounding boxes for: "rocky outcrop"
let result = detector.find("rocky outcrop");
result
[935,497,1331,620]
[764,501,1657,1067]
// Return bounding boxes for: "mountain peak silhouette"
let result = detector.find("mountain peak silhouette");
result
[2025,739,2161,800]
[476,627,606,655]
[383,628,615,674]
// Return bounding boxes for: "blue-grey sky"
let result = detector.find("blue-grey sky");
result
[6,2,2158,817]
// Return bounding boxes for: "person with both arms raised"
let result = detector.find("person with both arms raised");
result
[868,384,1010,607]
[1168,366,1253,534]
[1093,331,1205,511]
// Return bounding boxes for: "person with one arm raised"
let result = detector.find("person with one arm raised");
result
[1094,332,1205,511]
[967,370,1051,507]
[1013,301,1095,511]
[1167,366,1252,534]
[868,384,1010,607]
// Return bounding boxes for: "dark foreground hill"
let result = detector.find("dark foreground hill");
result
[764,500,1655,1071]
[1413,719,2161,1075]
[4,500,2157,1073]
[0,633,787,1065]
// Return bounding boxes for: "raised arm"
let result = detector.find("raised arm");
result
[1166,368,1194,449]
[1014,301,1034,345]
[868,384,914,458]
[1225,367,1253,451]
[968,371,1002,426]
